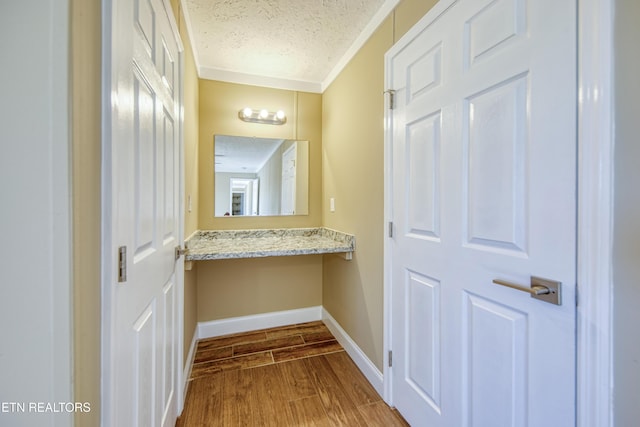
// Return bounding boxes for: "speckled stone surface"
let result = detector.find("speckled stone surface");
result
[185,228,355,261]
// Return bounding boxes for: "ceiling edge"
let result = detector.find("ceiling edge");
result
[320,0,401,92]
[180,0,203,71]
[199,67,323,93]
[184,0,401,94]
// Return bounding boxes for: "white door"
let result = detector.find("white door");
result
[105,0,182,426]
[281,144,297,214]
[386,0,576,425]
[251,178,259,215]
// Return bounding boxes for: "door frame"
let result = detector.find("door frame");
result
[382,0,614,425]
[100,0,186,423]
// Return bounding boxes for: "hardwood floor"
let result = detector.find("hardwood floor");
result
[177,321,409,426]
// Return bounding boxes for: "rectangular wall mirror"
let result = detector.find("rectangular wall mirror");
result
[214,135,309,217]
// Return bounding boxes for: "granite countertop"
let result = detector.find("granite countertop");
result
[185,227,355,261]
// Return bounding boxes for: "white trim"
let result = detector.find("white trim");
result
[181,329,198,406]
[184,328,198,381]
[199,67,322,93]
[51,0,73,421]
[576,0,614,426]
[173,0,187,413]
[322,309,384,397]
[197,306,322,339]
[2,1,72,421]
[100,0,115,425]
[179,0,202,72]
[321,0,401,92]
[161,0,184,52]
[383,35,395,405]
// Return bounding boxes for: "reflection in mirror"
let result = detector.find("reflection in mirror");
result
[214,135,309,217]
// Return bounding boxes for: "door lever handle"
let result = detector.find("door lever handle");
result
[492,276,562,305]
[175,245,187,260]
[492,279,550,295]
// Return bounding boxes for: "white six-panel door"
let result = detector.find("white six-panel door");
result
[106,0,182,425]
[386,0,576,425]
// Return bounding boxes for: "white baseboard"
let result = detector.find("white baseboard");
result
[322,308,384,397]
[197,306,323,340]
[181,328,198,403]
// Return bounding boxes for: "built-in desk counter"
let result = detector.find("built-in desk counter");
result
[185,228,355,262]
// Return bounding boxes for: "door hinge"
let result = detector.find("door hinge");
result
[384,89,396,109]
[388,350,393,367]
[118,246,127,283]
[388,221,393,238]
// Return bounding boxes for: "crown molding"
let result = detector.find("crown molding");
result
[187,0,401,94]
[198,66,322,93]
[321,0,401,92]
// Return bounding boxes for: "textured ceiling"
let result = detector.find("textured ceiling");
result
[183,0,391,92]
[215,135,285,173]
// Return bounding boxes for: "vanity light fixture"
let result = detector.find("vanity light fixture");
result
[238,107,287,125]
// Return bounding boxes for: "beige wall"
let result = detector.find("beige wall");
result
[194,81,324,323]
[613,0,640,424]
[71,0,101,425]
[191,1,434,336]
[183,265,198,363]
[198,80,322,230]
[321,0,438,370]
[179,6,200,239]
[197,256,322,321]
[392,0,438,41]
[170,0,201,370]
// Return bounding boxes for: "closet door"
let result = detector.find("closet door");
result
[386,0,577,425]
[105,0,183,425]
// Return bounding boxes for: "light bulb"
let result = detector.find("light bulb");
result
[259,109,269,119]
[242,107,252,118]
[276,110,285,120]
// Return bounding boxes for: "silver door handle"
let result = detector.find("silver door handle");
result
[175,245,187,260]
[492,276,562,305]
[492,279,550,295]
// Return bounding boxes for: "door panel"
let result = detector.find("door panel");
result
[160,280,177,425]
[133,304,155,426]
[408,44,442,99]
[462,293,527,426]
[406,112,441,239]
[161,37,176,96]
[464,0,526,69]
[133,68,157,259]
[160,102,179,250]
[464,75,527,253]
[387,0,576,425]
[406,271,441,412]
[134,0,154,57]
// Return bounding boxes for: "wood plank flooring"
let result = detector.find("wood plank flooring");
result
[177,321,409,426]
